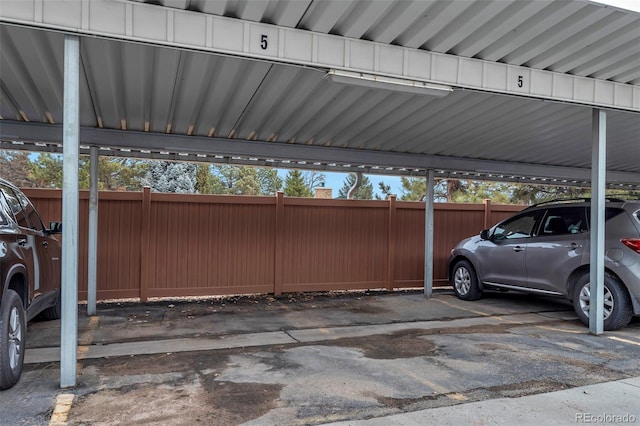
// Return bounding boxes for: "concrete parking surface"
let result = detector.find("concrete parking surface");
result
[1,289,639,425]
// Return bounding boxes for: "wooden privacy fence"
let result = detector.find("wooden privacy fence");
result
[23,188,523,302]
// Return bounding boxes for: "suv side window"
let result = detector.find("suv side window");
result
[0,190,17,229]
[540,207,587,236]
[493,211,542,240]
[586,207,625,224]
[0,184,29,228]
[0,204,9,227]
[0,184,44,231]
[15,190,45,231]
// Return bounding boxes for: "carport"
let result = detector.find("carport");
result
[1,0,639,388]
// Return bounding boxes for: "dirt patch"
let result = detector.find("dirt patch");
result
[346,303,392,314]
[80,351,230,376]
[535,353,628,379]
[70,381,210,425]
[97,306,166,323]
[486,379,571,397]
[372,379,575,411]
[91,290,420,321]
[327,331,437,359]
[201,379,283,424]
[475,342,519,352]
[71,350,285,425]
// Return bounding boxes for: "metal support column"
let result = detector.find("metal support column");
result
[424,170,435,298]
[87,146,99,316]
[60,35,80,387]
[589,108,606,335]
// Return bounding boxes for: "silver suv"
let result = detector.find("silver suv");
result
[448,199,640,330]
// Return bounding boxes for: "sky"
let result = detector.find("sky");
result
[592,0,640,12]
[321,172,404,198]
[278,169,405,198]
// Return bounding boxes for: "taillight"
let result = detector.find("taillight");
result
[621,239,640,254]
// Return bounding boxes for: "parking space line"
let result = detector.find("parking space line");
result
[76,316,100,373]
[432,297,494,318]
[608,336,640,347]
[49,393,74,426]
[534,325,586,334]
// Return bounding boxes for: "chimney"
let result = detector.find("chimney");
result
[314,187,332,199]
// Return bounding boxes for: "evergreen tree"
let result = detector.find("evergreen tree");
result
[338,173,374,199]
[195,164,214,194]
[0,150,33,187]
[78,157,146,191]
[400,177,426,201]
[510,184,589,205]
[233,167,262,195]
[208,165,282,195]
[376,181,393,200]
[449,181,510,203]
[29,153,63,188]
[400,177,471,202]
[143,161,197,193]
[283,170,313,197]
[257,168,283,195]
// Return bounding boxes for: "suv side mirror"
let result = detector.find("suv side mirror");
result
[49,221,62,234]
[480,229,490,240]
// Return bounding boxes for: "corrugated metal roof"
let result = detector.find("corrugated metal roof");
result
[133,0,640,85]
[1,0,639,182]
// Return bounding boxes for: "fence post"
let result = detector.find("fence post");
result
[274,191,284,295]
[140,187,151,302]
[387,195,397,291]
[483,199,492,230]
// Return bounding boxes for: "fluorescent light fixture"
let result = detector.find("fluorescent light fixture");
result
[325,69,453,98]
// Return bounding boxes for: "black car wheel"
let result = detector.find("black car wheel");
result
[0,289,26,390]
[40,290,61,321]
[452,260,482,301]
[572,273,633,331]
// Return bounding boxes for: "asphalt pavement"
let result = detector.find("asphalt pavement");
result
[2,289,639,425]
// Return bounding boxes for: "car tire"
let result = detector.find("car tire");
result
[572,273,633,331]
[0,289,26,390]
[40,290,61,321]
[452,260,482,301]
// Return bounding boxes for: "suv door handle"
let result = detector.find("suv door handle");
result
[513,246,525,252]
[564,243,582,250]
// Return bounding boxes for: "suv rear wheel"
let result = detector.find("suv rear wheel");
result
[39,290,61,321]
[572,273,633,331]
[452,260,482,301]
[0,289,26,390]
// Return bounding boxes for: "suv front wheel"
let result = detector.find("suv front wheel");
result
[452,260,482,301]
[572,273,633,331]
[0,289,26,390]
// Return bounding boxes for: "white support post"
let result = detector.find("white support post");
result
[424,170,435,298]
[87,146,99,316]
[61,35,80,387]
[589,108,606,335]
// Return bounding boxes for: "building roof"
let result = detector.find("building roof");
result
[1,0,639,186]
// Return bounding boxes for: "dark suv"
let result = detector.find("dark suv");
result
[0,178,62,390]
[448,199,640,331]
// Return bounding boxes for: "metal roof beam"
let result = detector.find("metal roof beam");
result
[2,121,639,186]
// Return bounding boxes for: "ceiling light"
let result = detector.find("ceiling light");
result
[325,69,453,98]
